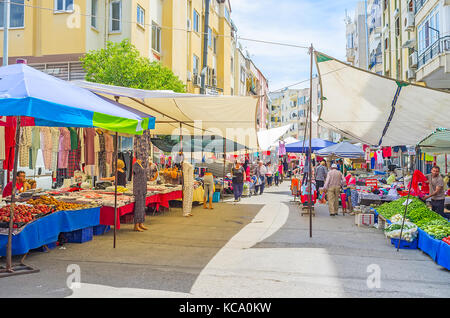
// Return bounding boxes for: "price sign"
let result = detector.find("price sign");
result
[366,179,378,189]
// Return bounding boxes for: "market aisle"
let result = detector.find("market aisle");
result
[190,182,450,298]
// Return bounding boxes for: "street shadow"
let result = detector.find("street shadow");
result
[0,202,264,297]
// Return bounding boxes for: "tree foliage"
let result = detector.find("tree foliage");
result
[81,39,186,93]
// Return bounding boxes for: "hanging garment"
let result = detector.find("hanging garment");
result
[19,126,32,167]
[278,141,286,156]
[3,126,16,171]
[68,128,78,151]
[98,132,107,178]
[133,161,147,224]
[183,161,194,216]
[40,127,53,170]
[50,127,60,172]
[56,168,68,188]
[78,128,85,166]
[29,127,41,170]
[67,139,81,178]
[84,128,96,165]
[364,148,371,163]
[94,132,100,177]
[382,147,392,158]
[133,130,151,176]
[104,133,114,176]
[376,150,384,165]
[0,126,5,160]
[58,127,71,169]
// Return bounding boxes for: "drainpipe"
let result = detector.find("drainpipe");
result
[200,0,210,95]
[364,0,370,69]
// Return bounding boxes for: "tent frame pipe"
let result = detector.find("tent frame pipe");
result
[113,131,118,249]
[308,44,314,238]
[397,174,413,252]
[222,139,226,202]
[0,116,40,278]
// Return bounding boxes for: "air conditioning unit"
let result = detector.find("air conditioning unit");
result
[409,52,418,68]
[407,68,415,80]
[393,8,399,18]
[405,12,415,31]
[382,24,389,34]
[187,71,192,81]
[187,19,192,32]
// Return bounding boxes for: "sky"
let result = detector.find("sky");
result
[230,0,359,92]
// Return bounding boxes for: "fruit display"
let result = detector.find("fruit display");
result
[0,204,53,228]
[104,186,129,193]
[442,236,450,245]
[27,196,90,211]
[421,224,450,240]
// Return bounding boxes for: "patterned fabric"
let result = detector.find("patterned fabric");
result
[51,127,60,171]
[67,139,81,178]
[183,162,194,215]
[56,168,68,188]
[19,126,32,167]
[98,133,106,178]
[68,128,78,150]
[40,127,53,170]
[133,130,151,175]
[29,127,41,169]
[133,162,147,224]
[58,128,71,169]
[104,133,114,176]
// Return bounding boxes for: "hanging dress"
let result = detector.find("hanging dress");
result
[133,161,147,224]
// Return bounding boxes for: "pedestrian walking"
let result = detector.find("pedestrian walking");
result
[255,161,268,195]
[266,162,273,187]
[323,164,346,216]
[231,161,245,202]
[315,160,328,190]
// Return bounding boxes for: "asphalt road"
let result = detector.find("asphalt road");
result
[0,182,448,297]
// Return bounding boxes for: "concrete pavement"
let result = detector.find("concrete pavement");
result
[0,181,448,297]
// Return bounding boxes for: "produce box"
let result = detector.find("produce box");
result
[390,238,418,249]
[436,240,450,270]
[62,227,93,244]
[93,225,111,236]
[355,214,375,227]
[417,228,442,262]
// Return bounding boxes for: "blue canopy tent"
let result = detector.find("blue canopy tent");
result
[285,138,336,153]
[315,141,365,158]
[0,64,155,276]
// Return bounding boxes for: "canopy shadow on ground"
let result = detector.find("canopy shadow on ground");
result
[0,202,264,298]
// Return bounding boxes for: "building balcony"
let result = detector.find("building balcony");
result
[416,36,450,88]
[414,0,427,14]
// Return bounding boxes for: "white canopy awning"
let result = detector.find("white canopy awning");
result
[315,52,450,147]
[257,124,292,151]
[72,80,260,149]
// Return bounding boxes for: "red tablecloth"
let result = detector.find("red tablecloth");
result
[100,190,183,229]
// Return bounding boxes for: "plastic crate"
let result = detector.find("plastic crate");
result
[390,238,418,249]
[93,225,111,236]
[120,213,134,224]
[355,213,375,226]
[212,192,220,203]
[34,242,57,252]
[63,227,93,244]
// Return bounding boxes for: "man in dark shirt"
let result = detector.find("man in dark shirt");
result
[424,166,447,219]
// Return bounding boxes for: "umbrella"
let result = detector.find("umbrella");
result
[0,64,155,133]
[285,138,336,153]
[315,141,365,158]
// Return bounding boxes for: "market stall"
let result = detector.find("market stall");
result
[0,64,154,275]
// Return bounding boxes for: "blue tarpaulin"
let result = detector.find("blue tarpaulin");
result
[0,208,100,256]
[436,241,450,270]
[315,141,364,158]
[285,138,336,153]
[417,228,442,262]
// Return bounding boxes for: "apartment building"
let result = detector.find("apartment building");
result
[368,0,383,74]
[381,0,417,81]
[414,0,450,89]
[346,1,369,68]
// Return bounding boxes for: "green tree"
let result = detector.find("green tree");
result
[81,39,185,93]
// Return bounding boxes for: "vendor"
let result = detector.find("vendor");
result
[423,166,447,219]
[2,171,26,198]
[100,159,127,187]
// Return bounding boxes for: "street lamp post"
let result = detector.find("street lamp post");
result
[3,0,9,66]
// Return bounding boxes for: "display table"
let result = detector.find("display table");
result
[0,207,100,256]
[176,187,204,203]
[100,190,183,229]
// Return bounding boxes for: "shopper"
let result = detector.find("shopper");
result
[266,162,273,187]
[346,172,358,214]
[203,169,215,209]
[323,164,346,216]
[231,161,245,202]
[133,159,148,232]
[255,161,268,195]
[274,162,280,186]
[424,166,447,219]
[278,160,284,183]
[315,160,328,190]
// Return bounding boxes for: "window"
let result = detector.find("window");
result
[137,5,145,27]
[0,0,24,28]
[193,55,199,75]
[55,0,73,12]
[193,10,199,33]
[152,22,161,52]
[213,36,217,54]
[240,67,246,83]
[224,7,230,22]
[395,17,400,37]
[408,0,414,12]
[91,0,98,28]
[417,7,440,54]
[230,57,234,74]
[208,27,212,47]
[110,0,121,32]
[347,33,354,49]
[384,37,389,50]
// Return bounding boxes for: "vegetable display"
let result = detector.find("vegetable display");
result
[27,196,90,211]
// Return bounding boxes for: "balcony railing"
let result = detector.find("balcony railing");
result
[417,36,450,69]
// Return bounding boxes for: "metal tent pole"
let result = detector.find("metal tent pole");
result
[113,132,118,248]
[397,173,413,252]
[308,44,314,238]
[222,138,226,202]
